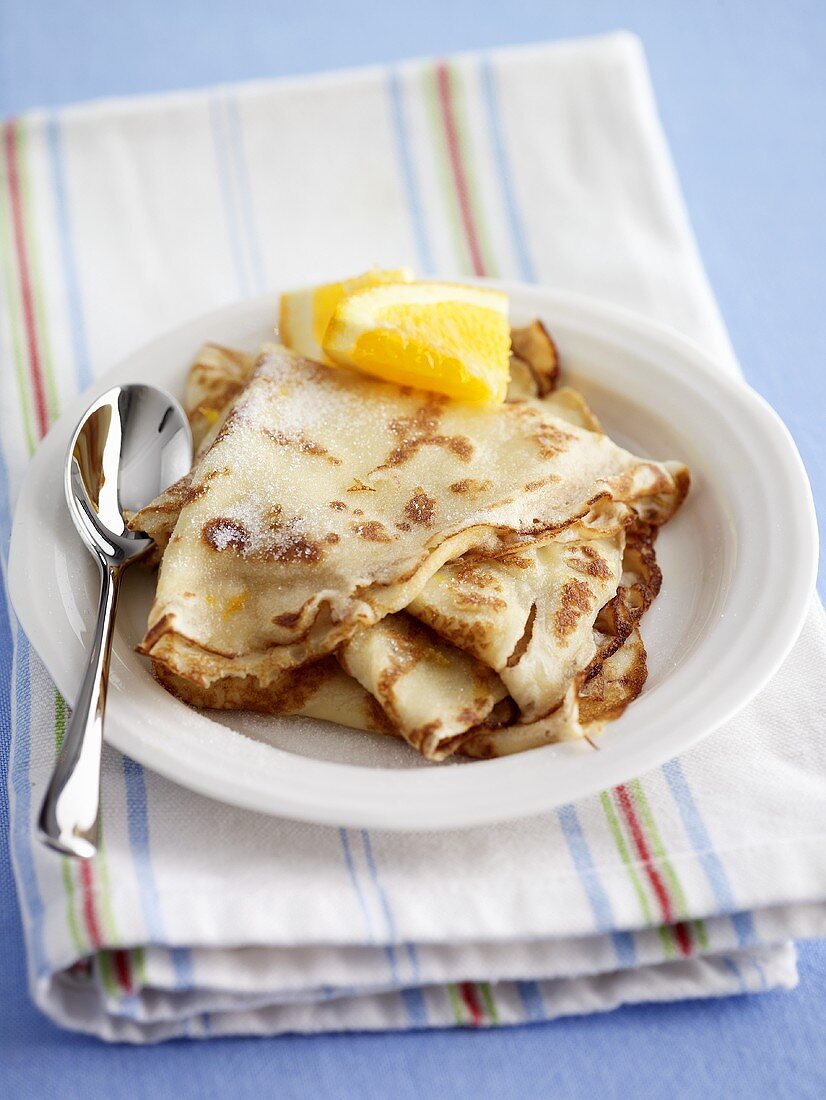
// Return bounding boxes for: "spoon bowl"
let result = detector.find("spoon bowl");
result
[39,385,192,858]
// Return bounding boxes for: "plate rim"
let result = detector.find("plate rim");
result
[8,282,819,830]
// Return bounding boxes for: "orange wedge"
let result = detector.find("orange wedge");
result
[279,268,414,363]
[322,282,511,404]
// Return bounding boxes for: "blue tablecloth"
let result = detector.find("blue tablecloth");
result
[1,2,823,1095]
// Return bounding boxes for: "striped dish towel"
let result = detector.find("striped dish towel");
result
[2,32,825,1042]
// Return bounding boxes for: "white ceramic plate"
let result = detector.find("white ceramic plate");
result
[8,284,818,830]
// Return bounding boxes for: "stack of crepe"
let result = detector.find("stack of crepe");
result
[130,322,689,761]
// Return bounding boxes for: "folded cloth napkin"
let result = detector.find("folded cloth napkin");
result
[1,32,824,1043]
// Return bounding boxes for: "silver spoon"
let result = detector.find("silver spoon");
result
[38,385,192,859]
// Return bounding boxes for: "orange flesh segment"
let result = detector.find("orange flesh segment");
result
[348,302,511,403]
[323,288,512,404]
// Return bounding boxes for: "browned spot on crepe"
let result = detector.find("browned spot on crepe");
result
[263,428,342,465]
[263,531,324,563]
[351,520,394,543]
[452,564,503,591]
[450,478,493,494]
[494,552,532,570]
[202,517,250,554]
[524,474,562,492]
[553,579,595,641]
[452,589,507,612]
[566,543,614,581]
[373,400,474,471]
[509,402,575,459]
[202,515,324,564]
[403,487,436,527]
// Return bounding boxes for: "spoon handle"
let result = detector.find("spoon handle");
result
[38,558,121,859]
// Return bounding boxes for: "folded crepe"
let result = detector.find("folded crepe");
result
[134,326,598,559]
[185,343,256,453]
[130,344,257,567]
[460,621,648,758]
[408,526,626,723]
[133,343,687,689]
[133,323,687,761]
[337,613,507,760]
[459,521,661,758]
[153,655,395,737]
[150,534,652,762]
